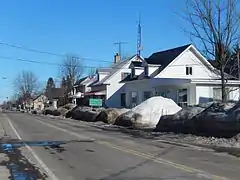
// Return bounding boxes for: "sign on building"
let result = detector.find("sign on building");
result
[89,98,103,107]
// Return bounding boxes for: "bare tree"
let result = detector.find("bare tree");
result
[88,67,96,78]
[45,77,55,100]
[14,70,39,103]
[183,0,240,102]
[60,54,83,92]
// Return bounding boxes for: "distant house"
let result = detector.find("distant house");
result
[88,53,144,108]
[46,88,65,108]
[33,94,48,110]
[121,44,240,108]
[70,76,97,106]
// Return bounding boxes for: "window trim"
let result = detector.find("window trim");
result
[186,66,193,75]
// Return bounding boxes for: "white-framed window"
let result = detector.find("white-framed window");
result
[131,91,138,108]
[177,89,188,107]
[143,91,152,101]
[186,66,193,75]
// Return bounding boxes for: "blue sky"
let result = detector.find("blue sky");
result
[0,0,190,103]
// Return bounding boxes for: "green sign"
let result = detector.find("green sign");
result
[89,98,103,107]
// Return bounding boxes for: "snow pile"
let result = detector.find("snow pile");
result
[116,96,181,128]
[156,105,207,133]
[132,96,182,127]
[95,108,129,124]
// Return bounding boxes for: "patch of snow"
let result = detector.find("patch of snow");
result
[132,96,182,128]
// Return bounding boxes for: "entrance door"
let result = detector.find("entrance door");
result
[177,89,188,107]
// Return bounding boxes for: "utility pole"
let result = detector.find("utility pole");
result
[113,41,127,60]
[237,45,240,99]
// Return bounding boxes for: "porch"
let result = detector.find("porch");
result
[124,78,240,108]
[124,78,195,108]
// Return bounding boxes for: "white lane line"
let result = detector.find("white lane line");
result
[6,115,59,180]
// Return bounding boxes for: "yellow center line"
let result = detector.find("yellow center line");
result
[98,141,230,180]
[16,114,231,180]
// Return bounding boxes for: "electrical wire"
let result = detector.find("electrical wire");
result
[0,41,112,63]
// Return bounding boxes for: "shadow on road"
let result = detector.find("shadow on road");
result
[91,146,175,180]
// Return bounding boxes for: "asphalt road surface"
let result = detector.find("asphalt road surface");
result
[2,112,240,180]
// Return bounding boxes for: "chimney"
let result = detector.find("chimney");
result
[114,53,121,64]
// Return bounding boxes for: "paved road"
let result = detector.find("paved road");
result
[1,112,240,180]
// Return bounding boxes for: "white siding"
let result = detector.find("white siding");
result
[196,85,240,103]
[195,85,212,104]
[99,72,109,81]
[124,81,154,108]
[104,62,132,108]
[229,87,240,101]
[156,48,219,79]
[148,66,159,75]
[135,68,144,75]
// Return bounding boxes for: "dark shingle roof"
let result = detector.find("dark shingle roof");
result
[46,88,65,99]
[74,77,88,86]
[119,73,151,83]
[146,44,191,67]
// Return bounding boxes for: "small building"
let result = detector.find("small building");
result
[46,88,65,108]
[121,44,240,108]
[71,76,98,106]
[33,94,48,110]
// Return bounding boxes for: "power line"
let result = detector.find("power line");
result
[0,54,209,71]
[0,55,130,70]
[0,41,112,63]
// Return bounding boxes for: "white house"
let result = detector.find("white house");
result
[121,44,240,108]
[88,53,144,108]
[33,94,48,110]
[71,75,98,106]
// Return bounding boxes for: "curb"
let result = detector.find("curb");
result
[0,114,6,138]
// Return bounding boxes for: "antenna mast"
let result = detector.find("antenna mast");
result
[113,41,127,60]
[136,14,143,61]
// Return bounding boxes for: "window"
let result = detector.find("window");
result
[144,66,148,76]
[143,91,152,101]
[213,87,229,101]
[131,91,138,107]
[186,66,192,75]
[120,93,126,107]
[177,89,188,107]
[131,68,135,78]
[121,72,130,80]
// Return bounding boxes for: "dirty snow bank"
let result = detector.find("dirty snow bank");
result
[156,102,240,138]
[95,108,129,124]
[115,96,181,128]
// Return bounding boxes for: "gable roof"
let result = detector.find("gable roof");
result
[46,88,65,99]
[74,76,88,87]
[146,44,191,68]
[91,55,143,86]
[33,94,45,101]
[208,60,238,80]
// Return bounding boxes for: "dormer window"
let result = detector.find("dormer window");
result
[186,66,192,75]
[121,72,130,80]
[144,66,148,76]
[131,68,135,78]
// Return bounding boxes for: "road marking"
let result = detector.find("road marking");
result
[34,117,229,180]
[35,118,95,141]
[5,115,60,180]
